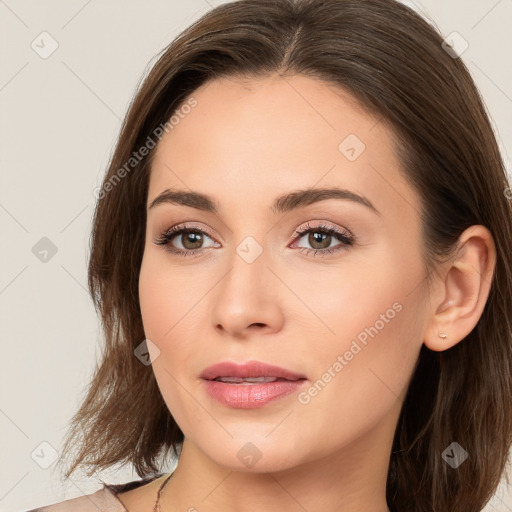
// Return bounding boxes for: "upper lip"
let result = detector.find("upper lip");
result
[200,360,306,381]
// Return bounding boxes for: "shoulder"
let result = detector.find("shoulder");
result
[23,473,168,512]
[22,485,125,512]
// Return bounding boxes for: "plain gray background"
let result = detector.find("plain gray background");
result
[1,1,511,511]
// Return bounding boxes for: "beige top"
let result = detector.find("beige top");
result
[23,473,165,512]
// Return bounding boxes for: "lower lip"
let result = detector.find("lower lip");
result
[202,379,307,408]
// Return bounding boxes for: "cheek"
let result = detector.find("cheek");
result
[138,263,169,342]
[138,251,212,382]
[294,249,426,433]
[138,254,202,430]
[138,251,199,341]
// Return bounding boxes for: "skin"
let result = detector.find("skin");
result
[118,74,496,512]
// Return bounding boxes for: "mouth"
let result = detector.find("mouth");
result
[211,376,301,384]
[200,360,308,408]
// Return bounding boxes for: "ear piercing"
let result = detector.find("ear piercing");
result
[439,333,448,340]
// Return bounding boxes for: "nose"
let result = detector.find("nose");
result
[209,244,285,339]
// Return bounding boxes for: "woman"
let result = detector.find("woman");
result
[26,0,512,511]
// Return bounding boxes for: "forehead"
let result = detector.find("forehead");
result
[148,74,420,223]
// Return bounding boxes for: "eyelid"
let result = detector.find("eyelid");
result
[288,220,353,244]
[159,222,217,240]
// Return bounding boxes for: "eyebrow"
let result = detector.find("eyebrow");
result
[147,187,380,216]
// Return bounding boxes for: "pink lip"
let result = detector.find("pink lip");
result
[200,360,306,381]
[200,360,308,409]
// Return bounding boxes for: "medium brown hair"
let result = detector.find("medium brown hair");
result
[58,1,512,510]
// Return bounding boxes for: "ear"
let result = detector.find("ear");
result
[423,225,497,352]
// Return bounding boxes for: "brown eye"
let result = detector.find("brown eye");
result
[154,224,218,256]
[179,231,204,250]
[292,222,355,257]
[307,231,332,250]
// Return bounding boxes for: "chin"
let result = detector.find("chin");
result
[190,429,309,473]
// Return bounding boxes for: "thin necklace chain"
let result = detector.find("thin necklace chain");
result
[153,472,174,512]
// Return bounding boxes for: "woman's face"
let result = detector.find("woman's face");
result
[139,74,430,472]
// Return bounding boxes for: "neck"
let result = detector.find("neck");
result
[158,418,395,512]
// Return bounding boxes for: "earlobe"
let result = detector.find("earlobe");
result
[423,225,496,352]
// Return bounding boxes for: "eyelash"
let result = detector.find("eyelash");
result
[153,221,355,258]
